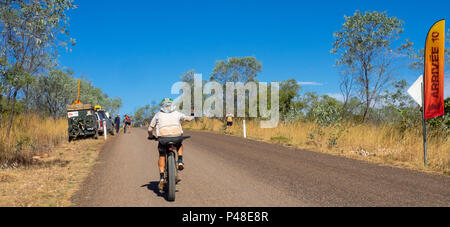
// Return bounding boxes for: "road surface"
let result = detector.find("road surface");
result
[72,128,450,207]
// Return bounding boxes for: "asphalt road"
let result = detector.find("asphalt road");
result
[72,128,450,207]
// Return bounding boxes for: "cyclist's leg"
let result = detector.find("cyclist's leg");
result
[178,145,183,157]
[175,144,183,182]
[177,140,184,170]
[158,155,166,190]
[158,142,166,190]
[158,142,166,173]
[158,155,165,174]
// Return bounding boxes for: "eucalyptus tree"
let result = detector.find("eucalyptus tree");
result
[211,57,263,117]
[31,69,76,118]
[0,0,76,136]
[279,78,302,120]
[77,79,122,114]
[211,56,262,84]
[31,70,123,118]
[133,101,159,126]
[331,10,411,122]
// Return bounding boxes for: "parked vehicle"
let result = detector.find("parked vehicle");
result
[67,104,99,142]
[95,110,115,136]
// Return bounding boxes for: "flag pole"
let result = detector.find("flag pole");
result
[421,78,427,167]
[422,26,427,168]
[422,23,427,168]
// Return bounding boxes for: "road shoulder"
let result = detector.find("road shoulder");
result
[0,138,106,206]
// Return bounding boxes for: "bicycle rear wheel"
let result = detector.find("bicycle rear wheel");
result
[167,154,176,201]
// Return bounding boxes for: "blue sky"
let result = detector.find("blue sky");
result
[58,0,450,115]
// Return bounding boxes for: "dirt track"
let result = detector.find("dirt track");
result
[72,128,450,207]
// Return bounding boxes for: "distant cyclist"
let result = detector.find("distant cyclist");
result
[148,98,193,191]
[123,114,131,133]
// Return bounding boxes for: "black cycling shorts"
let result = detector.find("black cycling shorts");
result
[157,136,183,156]
[227,122,233,126]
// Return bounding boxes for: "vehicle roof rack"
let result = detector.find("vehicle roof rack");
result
[66,104,94,111]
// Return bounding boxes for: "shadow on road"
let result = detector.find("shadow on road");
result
[141,181,181,202]
[141,181,167,200]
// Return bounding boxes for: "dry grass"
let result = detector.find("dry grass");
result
[0,139,104,206]
[184,117,450,175]
[0,114,68,166]
[0,114,105,206]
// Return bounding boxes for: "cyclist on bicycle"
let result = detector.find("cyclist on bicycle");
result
[148,98,193,190]
[123,115,131,133]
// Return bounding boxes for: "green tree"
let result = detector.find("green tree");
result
[30,70,122,118]
[77,78,122,114]
[102,96,122,116]
[211,56,262,84]
[331,10,411,122]
[179,69,197,112]
[31,69,76,118]
[133,101,159,126]
[374,80,421,129]
[304,93,343,126]
[180,69,196,85]
[211,56,263,118]
[279,78,302,120]
[0,0,76,136]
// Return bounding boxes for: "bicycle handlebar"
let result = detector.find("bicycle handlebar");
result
[147,135,191,141]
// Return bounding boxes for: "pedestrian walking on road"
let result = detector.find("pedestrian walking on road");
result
[114,114,121,133]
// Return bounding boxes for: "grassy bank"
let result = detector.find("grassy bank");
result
[184,118,450,175]
[0,139,104,206]
[0,114,68,166]
[0,114,105,206]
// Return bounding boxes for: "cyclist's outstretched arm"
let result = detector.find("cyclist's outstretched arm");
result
[179,112,194,122]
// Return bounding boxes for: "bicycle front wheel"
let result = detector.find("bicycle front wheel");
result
[167,154,176,201]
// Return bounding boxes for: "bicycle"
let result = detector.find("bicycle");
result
[155,136,190,201]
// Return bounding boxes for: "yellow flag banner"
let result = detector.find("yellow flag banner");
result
[424,19,445,119]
